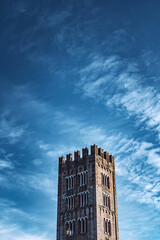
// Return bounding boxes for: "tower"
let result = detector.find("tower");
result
[56,144,119,240]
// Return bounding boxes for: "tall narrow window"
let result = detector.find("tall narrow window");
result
[66,178,68,190]
[66,223,69,236]
[102,194,110,209]
[66,175,75,190]
[78,191,89,207]
[66,195,75,210]
[69,222,72,236]
[103,194,105,206]
[108,196,110,209]
[78,171,88,186]
[107,176,110,188]
[78,217,88,234]
[102,173,110,188]
[104,218,111,235]
[108,220,111,235]
[101,173,103,184]
[85,172,88,184]
[66,220,75,236]
[81,173,83,186]
[105,175,107,186]
[78,219,81,234]
[86,192,88,205]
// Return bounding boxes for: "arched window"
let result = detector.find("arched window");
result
[66,223,69,236]
[65,175,75,190]
[108,196,110,209]
[78,219,81,234]
[104,218,111,235]
[78,171,88,186]
[103,194,105,206]
[66,220,75,236]
[102,194,110,209]
[78,191,89,207]
[108,220,111,235]
[107,176,110,188]
[86,191,88,205]
[78,217,88,234]
[101,173,110,189]
[66,195,75,210]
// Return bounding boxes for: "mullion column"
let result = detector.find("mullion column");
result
[80,194,82,207]
[84,218,86,233]
[86,192,88,205]
[81,219,83,234]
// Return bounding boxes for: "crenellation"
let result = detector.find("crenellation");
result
[82,147,89,157]
[66,153,73,161]
[98,147,104,158]
[74,150,81,161]
[109,155,114,163]
[59,156,65,165]
[91,144,98,155]
[104,151,109,161]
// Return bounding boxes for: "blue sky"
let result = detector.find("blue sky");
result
[0,0,160,239]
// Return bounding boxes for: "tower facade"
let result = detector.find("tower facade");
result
[56,145,119,240]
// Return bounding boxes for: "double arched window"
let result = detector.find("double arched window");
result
[65,217,88,236]
[104,218,111,235]
[66,219,75,236]
[101,173,110,188]
[66,195,75,210]
[102,194,110,209]
[78,170,88,186]
[77,191,88,207]
[65,174,75,190]
[78,217,88,234]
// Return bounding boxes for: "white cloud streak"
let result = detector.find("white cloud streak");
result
[0,114,24,144]
[0,171,57,201]
[0,222,50,240]
[0,198,53,240]
[78,55,160,139]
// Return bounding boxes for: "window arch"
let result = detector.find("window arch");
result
[102,194,110,209]
[104,218,111,235]
[78,170,88,186]
[101,173,110,188]
[65,174,75,190]
[65,220,75,236]
[66,195,75,210]
[77,217,88,234]
[78,191,89,207]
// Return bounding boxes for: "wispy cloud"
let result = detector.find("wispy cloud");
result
[0,160,13,170]
[0,148,14,170]
[102,29,136,54]
[0,222,50,240]
[0,198,53,240]
[118,202,160,240]
[78,55,160,139]
[0,113,24,144]
[0,171,57,201]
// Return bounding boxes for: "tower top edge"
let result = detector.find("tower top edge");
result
[59,145,114,165]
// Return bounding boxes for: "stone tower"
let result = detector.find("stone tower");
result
[56,144,119,240]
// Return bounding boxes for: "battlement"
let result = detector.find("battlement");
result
[59,145,114,165]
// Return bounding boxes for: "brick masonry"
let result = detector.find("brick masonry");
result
[56,144,119,240]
